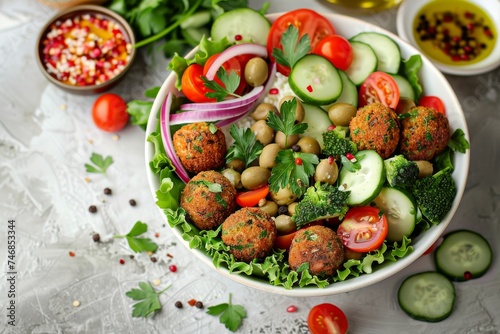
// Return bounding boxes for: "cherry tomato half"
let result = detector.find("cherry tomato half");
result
[308,303,348,334]
[358,72,400,109]
[235,185,269,207]
[418,95,446,114]
[91,93,129,132]
[203,53,246,95]
[267,9,336,75]
[274,221,323,250]
[181,64,214,103]
[337,206,388,253]
[313,35,353,71]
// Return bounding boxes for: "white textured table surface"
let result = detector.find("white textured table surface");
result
[0,0,498,333]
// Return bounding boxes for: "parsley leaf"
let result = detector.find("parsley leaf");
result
[191,180,222,192]
[272,24,311,69]
[340,155,361,172]
[269,150,319,197]
[447,128,470,153]
[226,124,264,167]
[202,67,241,101]
[207,293,246,332]
[85,153,113,175]
[125,282,171,318]
[267,99,308,148]
[114,221,158,253]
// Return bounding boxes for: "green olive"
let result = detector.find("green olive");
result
[244,57,269,87]
[275,215,296,235]
[275,131,299,149]
[241,166,271,190]
[259,143,281,169]
[251,103,278,121]
[288,202,298,216]
[226,159,245,173]
[259,200,278,217]
[415,160,433,178]
[269,186,297,206]
[250,119,274,145]
[328,102,357,126]
[221,168,242,188]
[279,96,305,123]
[396,97,417,115]
[297,136,321,155]
[314,159,339,184]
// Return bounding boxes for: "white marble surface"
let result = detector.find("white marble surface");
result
[0,0,498,333]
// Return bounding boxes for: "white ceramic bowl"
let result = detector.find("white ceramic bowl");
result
[145,13,470,297]
[397,0,500,75]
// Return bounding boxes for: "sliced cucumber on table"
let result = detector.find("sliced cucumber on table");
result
[211,8,270,45]
[350,32,401,74]
[435,230,493,281]
[398,271,455,322]
[345,41,378,85]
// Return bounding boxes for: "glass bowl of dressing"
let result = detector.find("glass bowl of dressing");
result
[397,0,500,75]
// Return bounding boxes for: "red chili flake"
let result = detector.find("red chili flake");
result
[295,158,303,165]
[234,34,243,41]
[187,299,197,307]
[69,251,75,257]
[119,259,125,265]
[154,232,160,238]
[269,88,279,95]
[485,28,493,37]
[460,54,470,61]
[327,124,336,131]
[166,253,174,258]
[452,55,461,61]
[286,305,298,313]
[467,23,475,31]
[328,156,335,165]
[306,85,313,93]
[464,271,473,280]
[169,265,177,272]
[464,11,472,19]
[346,153,356,161]
[453,36,461,43]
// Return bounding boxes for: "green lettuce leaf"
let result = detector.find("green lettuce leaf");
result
[401,54,423,100]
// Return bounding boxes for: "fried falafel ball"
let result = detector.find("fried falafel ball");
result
[288,225,344,277]
[399,106,450,161]
[221,207,277,262]
[180,170,236,230]
[349,103,400,159]
[173,122,226,174]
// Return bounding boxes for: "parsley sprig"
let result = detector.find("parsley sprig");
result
[207,293,247,332]
[272,24,311,69]
[269,150,319,197]
[202,67,241,102]
[85,153,113,175]
[267,98,308,148]
[125,282,171,318]
[226,124,264,167]
[114,221,158,253]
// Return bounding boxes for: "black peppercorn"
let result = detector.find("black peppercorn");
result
[195,301,203,309]
[129,199,137,206]
[88,205,97,213]
[175,301,183,308]
[278,206,288,216]
[92,233,100,242]
[104,188,112,195]
[150,257,157,263]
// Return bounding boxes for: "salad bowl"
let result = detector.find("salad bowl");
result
[145,12,469,296]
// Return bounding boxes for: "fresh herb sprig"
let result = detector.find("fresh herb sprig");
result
[114,221,158,253]
[267,98,308,148]
[85,153,114,175]
[125,282,171,318]
[202,67,241,102]
[207,293,247,332]
[226,124,264,167]
[272,24,311,69]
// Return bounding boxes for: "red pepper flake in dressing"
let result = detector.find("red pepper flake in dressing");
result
[306,85,313,93]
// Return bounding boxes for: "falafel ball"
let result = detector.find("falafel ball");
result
[399,106,450,161]
[180,170,236,230]
[221,207,277,262]
[288,225,344,277]
[173,122,226,174]
[349,103,400,159]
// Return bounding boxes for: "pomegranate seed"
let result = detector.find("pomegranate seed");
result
[328,156,335,164]
[295,158,303,165]
[464,271,473,280]
[269,88,279,95]
[346,153,355,161]
[306,85,313,92]
[119,259,125,265]
[286,305,298,313]
[169,265,177,272]
[327,124,336,131]
[234,34,243,41]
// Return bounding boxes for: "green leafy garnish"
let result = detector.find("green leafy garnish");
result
[267,99,308,148]
[340,155,361,172]
[269,150,319,197]
[272,24,311,69]
[202,67,241,101]
[84,153,113,175]
[208,123,218,134]
[447,128,470,153]
[192,180,222,193]
[114,221,158,253]
[125,282,171,318]
[400,55,423,100]
[226,124,263,167]
[207,293,246,332]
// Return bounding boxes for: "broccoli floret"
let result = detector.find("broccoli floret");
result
[322,126,357,158]
[292,182,350,228]
[384,155,419,188]
[411,168,456,225]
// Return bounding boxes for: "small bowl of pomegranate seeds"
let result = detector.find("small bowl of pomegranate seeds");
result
[36,5,136,94]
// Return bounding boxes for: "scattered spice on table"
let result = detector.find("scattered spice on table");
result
[119,258,125,265]
[104,187,112,195]
[129,199,137,206]
[92,233,100,242]
[88,205,97,213]
[150,256,157,263]
[72,300,81,307]
[169,265,177,272]
[195,301,204,309]
[69,251,76,257]
[175,301,183,308]
[187,299,197,307]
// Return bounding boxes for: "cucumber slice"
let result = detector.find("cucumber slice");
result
[289,54,342,106]
[435,230,493,281]
[398,272,455,322]
[211,8,270,45]
[345,41,377,85]
[336,71,358,107]
[350,32,401,74]
[390,74,415,101]
[301,104,332,148]
[339,150,385,206]
[372,187,416,242]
